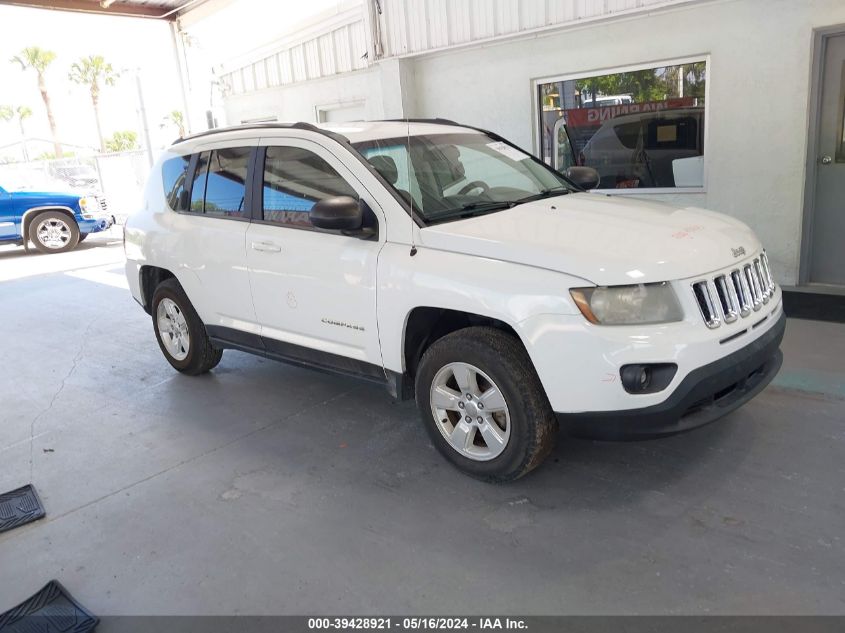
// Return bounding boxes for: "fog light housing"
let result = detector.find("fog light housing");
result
[620,363,677,394]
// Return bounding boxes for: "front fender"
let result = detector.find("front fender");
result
[17,205,81,237]
[377,242,589,373]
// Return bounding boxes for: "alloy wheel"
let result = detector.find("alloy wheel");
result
[156,298,190,361]
[36,218,71,249]
[429,362,511,461]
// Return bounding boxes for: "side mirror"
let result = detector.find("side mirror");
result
[310,196,363,231]
[565,166,601,190]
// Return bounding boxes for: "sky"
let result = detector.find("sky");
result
[0,5,188,159]
[0,0,354,161]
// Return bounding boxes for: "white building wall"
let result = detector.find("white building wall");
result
[218,0,845,287]
[376,0,700,57]
[223,68,380,123]
[406,0,845,285]
[218,3,369,97]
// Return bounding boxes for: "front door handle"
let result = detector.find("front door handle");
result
[251,241,281,253]
[820,155,833,165]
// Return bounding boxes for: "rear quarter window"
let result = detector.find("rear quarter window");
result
[162,155,191,211]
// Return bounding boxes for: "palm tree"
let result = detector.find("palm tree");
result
[167,110,186,137]
[68,55,119,154]
[16,106,33,161]
[0,105,34,161]
[11,47,62,158]
[104,130,139,152]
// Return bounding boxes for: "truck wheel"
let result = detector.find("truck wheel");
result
[151,278,222,375]
[28,211,80,254]
[415,327,558,482]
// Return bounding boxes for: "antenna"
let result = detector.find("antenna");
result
[408,118,417,256]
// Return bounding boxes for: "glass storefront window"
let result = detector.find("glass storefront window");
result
[538,60,707,189]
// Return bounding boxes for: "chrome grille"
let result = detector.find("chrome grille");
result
[713,275,739,323]
[692,252,776,329]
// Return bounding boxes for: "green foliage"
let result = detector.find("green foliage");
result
[10,46,57,74]
[36,151,76,160]
[168,110,186,137]
[11,46,62,157]
[68,55,119,97]
[104,130,139,152]
[2,105,33,124]
[575,61,706,104]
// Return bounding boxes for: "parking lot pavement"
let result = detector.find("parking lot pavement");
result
[0,227,126,282]
[0,241,843,616]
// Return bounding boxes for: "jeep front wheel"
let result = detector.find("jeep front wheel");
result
[415,327,558,482]
[28,211,80,254]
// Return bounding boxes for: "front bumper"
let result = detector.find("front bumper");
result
[79,215,115,233]
[557,311,786,440]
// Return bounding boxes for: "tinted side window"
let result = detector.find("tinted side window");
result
[204,147,251,218]
[162,155,191,211]
[614,121,643,150]
[189,151,210,213]
[262,146,357,229]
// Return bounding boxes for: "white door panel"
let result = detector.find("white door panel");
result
[247,226,381,361]
[247,137,384,367]
[174,214,257,332]
[175,140,259,332]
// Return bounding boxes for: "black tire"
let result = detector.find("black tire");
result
[28,211,80,254]
[79,233,88,242]
[415,327,558,482]
[151,278,223,375]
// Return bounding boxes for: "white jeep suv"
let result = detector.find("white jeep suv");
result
[124,119,785,482]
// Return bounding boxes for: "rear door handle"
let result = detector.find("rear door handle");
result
[251,241,281,253]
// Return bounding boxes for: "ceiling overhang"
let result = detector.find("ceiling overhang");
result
[0,0,208,20]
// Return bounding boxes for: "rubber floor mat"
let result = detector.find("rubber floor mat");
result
[0,485,45,534]
[0,580,98,632]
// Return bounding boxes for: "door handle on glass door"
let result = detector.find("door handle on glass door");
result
[820,155,832,165]
[251,241,281,253]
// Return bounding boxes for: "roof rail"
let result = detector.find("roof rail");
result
[172,119,476,146]
[379,118,462,126]
[171,121,349,146]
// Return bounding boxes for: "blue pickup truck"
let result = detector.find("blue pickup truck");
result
[0,184,114,254]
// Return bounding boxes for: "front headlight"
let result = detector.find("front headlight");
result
[570,282,684,325]
[79,196,98,219]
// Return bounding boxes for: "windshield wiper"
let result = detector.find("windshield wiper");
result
[426,188,571,224]
[427,200,517,223]
[513,187,572,204]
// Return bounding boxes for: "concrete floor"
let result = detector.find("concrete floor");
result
[0,236,843,616]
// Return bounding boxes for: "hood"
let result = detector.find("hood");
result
[9,189,81,207]
[419,193,761,286]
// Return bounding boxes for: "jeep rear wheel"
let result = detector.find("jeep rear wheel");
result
[28,211,80,254]
[152,278,223,375]
[415,327,558,482]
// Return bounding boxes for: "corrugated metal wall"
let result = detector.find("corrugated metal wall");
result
[220,6,369,97]
[376,0,697,57]
[220,0,698,95]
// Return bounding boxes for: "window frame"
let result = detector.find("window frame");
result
[202,146,254,219]
[532,54,711,195]
[252,140,380,237]
[161,153,193,212]
[177,140,260,223]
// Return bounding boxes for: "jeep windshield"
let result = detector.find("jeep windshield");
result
[353,132,575,224]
